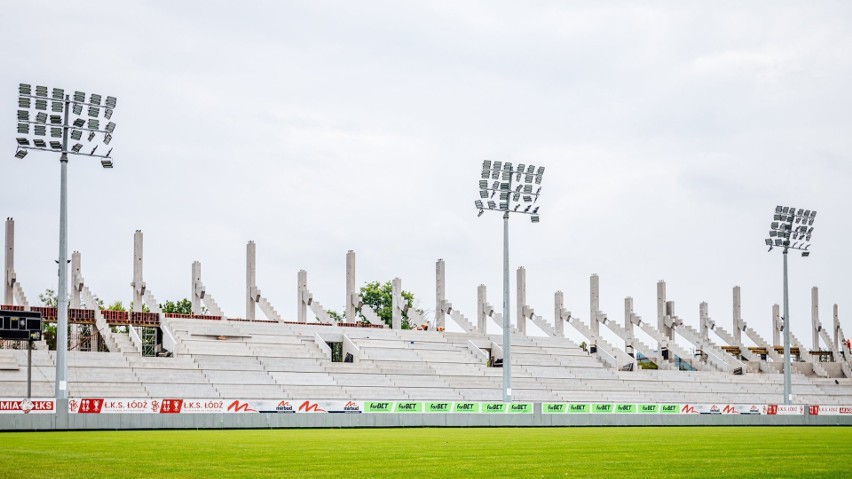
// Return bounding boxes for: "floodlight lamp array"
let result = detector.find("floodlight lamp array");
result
[766,205,816,256]
[476,160,545,222]
[14,83,118,166]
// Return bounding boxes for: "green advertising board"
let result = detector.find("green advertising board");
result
[394,402,423,413]
[543,403,567,414]
[659,404,680,414]
[638,404,658,414]
[425,402,452,413]
[508,403,533,414]
[615,404,635,414]
[365,402,394,413]
[592,404,614,414]
[453,402,481,413]
[482,402,506,414]
[568,403,590,414]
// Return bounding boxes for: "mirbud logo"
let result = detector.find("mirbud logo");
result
[276,401,295,412]
[298,401,326,413]
[227,400,256,413]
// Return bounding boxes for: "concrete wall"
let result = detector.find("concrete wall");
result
[3,409,849,431]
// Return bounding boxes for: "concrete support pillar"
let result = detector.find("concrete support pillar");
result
[657,280,670,353]
[834,304,841,353]
[191,261,202,315]
[516,267,526,335]
[392,277,402,330]
[624,297,635,357]
[435,259,446,330]
[812,287,820,351]
[772,304,782,346]
[345,250,356,322]
[590,274,600,338]
[699,302,709,342]
[246,241,257,321]
[732,286,743,345]
[297,270,308,323]
[4,217,13,305]
[477,284,487,333]
[70,251,82,309]
[132,230,145,313]
[554,291,565,337]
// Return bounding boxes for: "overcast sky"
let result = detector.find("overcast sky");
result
[2,1,850,352]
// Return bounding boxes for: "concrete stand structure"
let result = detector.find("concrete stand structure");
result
[297,269,333,323]
[191,261,225,319]
[245,241,282,322]
[343,251,383,326]
[3,218,28,307]
[477,285,504,332]
[435,259,474,332]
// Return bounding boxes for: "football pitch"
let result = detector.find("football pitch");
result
[2,426,850,478]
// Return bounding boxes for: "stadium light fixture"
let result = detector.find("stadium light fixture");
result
[11,82,119,404]
[474,160,545,403]
[766,205,816,405]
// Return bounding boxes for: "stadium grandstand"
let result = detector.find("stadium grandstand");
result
[2,221,851,427]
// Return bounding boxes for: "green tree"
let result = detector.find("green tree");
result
[105,300,127,312]
[38,289,58,308]
[358,280,418,329]
[326,309,344,322]
[37,289,59,350]
[160,298,193,315]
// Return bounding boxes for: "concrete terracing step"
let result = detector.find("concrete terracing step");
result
[0,350,19,370]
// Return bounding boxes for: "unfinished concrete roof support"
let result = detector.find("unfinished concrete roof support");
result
[345,250,356,322]
[478,284,504,332]
[554,291,565,337]
[477,285,487,333]
[435,259,445,330]
[246,241,257,321]
[656,280,671,357]
[834,304,842,354]
[733,286,743,346]
[515,267,556,336]
[245,241,282,322]
[132,230,146,313]
[297,269,333,323]
[4,218,14,305]
[516,267,526,335]
[191,261,224,319]
[773,304,782,347]
[391,278,402,329]
[70,251,82,309]
[590,274,600,340]
[434,260,473,331]
[297,270,308,322]
[812,287,820,352]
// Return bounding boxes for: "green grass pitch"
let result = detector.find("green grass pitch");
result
[2,426,850,478]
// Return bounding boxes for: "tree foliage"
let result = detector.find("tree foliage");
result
[160,298,193,315]
[105,300,127,312]
[38,289,58,308]
[358,281,417,329]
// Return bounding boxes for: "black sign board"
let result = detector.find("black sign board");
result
[0,310,42,341]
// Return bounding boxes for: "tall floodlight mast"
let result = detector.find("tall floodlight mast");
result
[475,160,544,402]
[766,205,816,405]
[13,83,118,402]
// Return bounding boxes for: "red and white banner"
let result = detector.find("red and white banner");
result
[678,404,768,415]
[764,405,805,416]
[0,398,55,414]
[67,398,364,414]
[809,405,852,416]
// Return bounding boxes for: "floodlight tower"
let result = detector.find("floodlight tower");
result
[474,160,544,402]
[765,205,816,405]
[13,83,118,401]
